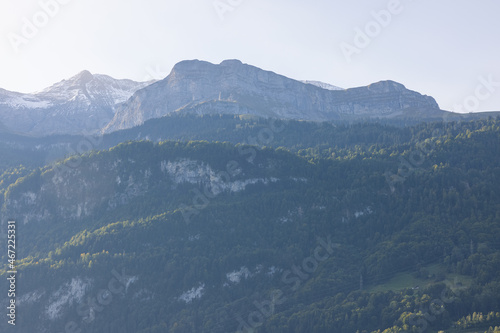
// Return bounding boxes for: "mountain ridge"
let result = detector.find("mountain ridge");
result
[0,71,154,136]
[1,60,499,138]
[103,59,442,133]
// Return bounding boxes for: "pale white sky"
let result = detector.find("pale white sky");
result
[0,0,499,112]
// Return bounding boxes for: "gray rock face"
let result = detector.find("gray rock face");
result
[300,80,343,91]
[0,71,153,136]
[103,59,441,133]
[0,152,278,226]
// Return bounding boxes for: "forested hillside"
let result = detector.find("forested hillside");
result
[0,113,496,171]
[0,118,499,332]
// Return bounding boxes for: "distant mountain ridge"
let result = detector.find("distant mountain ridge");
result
[103,59,443,133]
[0,71,153,135]
[1,60,498,137]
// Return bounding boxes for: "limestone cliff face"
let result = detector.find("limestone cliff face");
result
[0,148,281,227]
[0,60,442,136]
[104,59,440,132]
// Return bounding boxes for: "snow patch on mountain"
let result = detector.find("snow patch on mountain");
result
[1,95,52,109]
[0,70,154,135]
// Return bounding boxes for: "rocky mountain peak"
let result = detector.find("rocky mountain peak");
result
[170,60,213,75]
[168,59,249,82]
[0,71,154,135]
[367,80,406,93]
[220,59,244,67]
[71,70,94,84]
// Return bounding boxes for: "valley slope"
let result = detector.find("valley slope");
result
[0,120,499,333]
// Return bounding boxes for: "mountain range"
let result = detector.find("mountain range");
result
[2,59,496,137]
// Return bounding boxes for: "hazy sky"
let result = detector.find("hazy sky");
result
[0,0,499,112]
